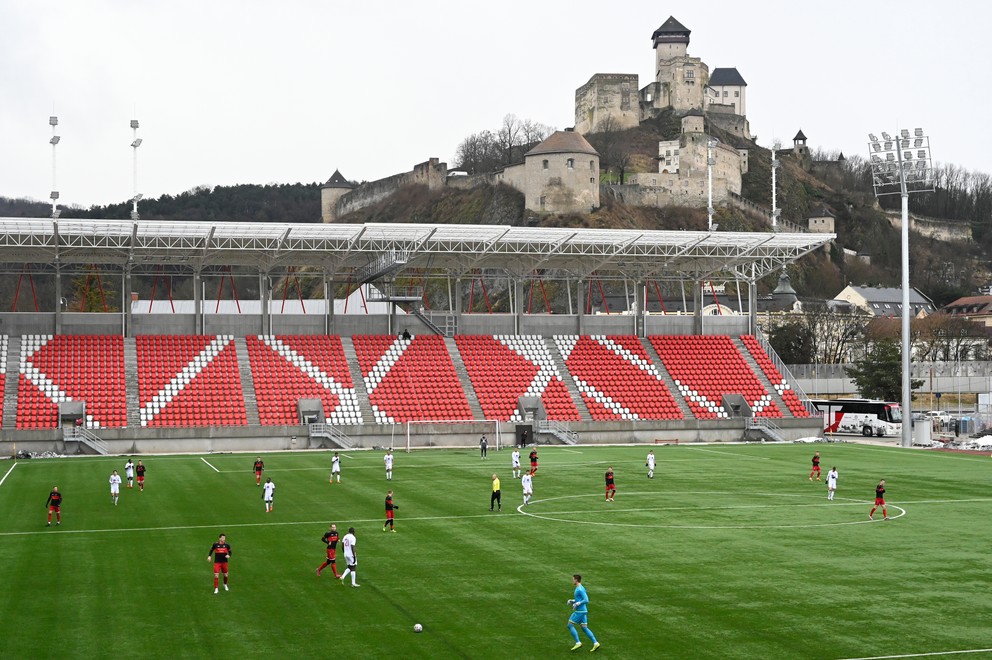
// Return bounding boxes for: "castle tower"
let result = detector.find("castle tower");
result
[320,169,354,223]
[523,130,600,213]
[651,17,707,112]
[793,130,809,158]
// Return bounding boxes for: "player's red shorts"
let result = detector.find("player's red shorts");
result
[213,562,229,574]
[386,510,394,520]
[326,548,336,561]
[530,462,538,468]
[874,497,885,505]
[606,485,616,493]
[137,476,145,484]
[48,505,60,513]
[255,469,262,475]
[812,465,821,473]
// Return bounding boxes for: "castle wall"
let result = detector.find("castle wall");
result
[706,86,746,116]
[497,154,599,214]
[334,158,447,220]
[574,73,640,135]
[708,109,751,139]
[321,187,349,223]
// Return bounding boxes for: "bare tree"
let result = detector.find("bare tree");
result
[520,119,554,148]
[454,130,502,175]
[496,114,523,166]
[586,115,632,183]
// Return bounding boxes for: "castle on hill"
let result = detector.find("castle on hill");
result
[322,16,805,221]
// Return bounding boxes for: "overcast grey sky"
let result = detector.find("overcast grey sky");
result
[1,0,987,209]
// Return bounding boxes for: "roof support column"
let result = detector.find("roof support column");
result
[259,270,270,336]
[577,278,585,335]
[693,280,703,335]
[194,270,202,335]
[748,267,758,335]
[636,280,646,337]
[514,277,524,335]
[324,270,333,335]
[124,267,132,337]
[54,261,62,335]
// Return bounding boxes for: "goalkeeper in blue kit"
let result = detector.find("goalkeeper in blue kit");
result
[567,574,600,652]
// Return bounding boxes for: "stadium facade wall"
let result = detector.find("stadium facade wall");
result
[0,312,752,338]
[2,416,821,456]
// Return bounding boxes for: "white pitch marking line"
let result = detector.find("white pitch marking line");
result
[837,648,992,660]
[0,462,16,487]
[200,457,220,473]
[340,453,355,459]
[559,448,582,454]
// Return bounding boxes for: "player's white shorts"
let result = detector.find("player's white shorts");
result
[827,480,838,489]
[523,488,533,496]
[344,553,356,566]
[512,459,520,467]
[332,467,341,474]
[110,485,120,494]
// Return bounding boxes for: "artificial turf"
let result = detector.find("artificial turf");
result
[1,442,990,659]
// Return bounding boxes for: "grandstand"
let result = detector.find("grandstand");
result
[0,219,831,453]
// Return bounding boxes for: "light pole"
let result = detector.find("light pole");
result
[867,128,934,447]
[130,119,143,220]
[706,138,718,231]
[771,140,781,230]
[49,115,61,219]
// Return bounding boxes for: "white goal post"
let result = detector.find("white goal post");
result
[405,420,501,453]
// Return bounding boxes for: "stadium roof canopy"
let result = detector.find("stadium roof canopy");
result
[0,218,833,283]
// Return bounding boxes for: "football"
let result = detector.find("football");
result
[413,623,423,633]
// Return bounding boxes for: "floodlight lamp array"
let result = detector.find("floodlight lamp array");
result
[867,128,934,195]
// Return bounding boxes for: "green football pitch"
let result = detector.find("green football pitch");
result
[1,443,991,660]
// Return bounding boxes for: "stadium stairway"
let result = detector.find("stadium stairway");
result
[123,338,141,428]
[339,336,375,425]
[544,337,592,421]
[731,337,793,416]
[443,337,485,420]
[640,337,695,420]
[232,338,261,426]
[2,336,19,429]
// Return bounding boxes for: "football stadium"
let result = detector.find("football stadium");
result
[1,219,990,659]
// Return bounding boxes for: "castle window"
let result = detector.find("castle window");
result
[734,91,740,97]
[566,158,575,169]
[590,178,596,184]
[540,196,546,208]
[589,160,595,170]
[543,159,549,170]
[685,70,695,79]
[723,91,728,97]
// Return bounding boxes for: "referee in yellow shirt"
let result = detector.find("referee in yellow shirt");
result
[490,473,501,512]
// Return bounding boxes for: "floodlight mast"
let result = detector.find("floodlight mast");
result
[49,115,60,218]
[706,138,718,230]
[771,141,782,230]
[867,128,934,448]
[130,119,141,220]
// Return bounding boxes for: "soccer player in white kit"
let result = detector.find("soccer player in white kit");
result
[384,450,394,481]
[262,477,276,512]
[521,469,534,505]
[124,459,135,489]
[339,527,359,587]
[511,448,521,478]
[826,467,839,500]
[330,452,341,484]
[646,450,656,479]
[109,470,122,505]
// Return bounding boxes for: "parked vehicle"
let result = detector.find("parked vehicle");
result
[810,398,902,437]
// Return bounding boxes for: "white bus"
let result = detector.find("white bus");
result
[810,398,902,437]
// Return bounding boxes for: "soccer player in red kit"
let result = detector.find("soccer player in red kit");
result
[316,524,340,578]
[208,533,232,593]
[809,452,821,481]
[383,490,398,532]
[46,486,62,526]
[604,467,616,502]
[869,479,889,521]
[253,457,264,485]
[136,460,146,491]
[529,448,539,475]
